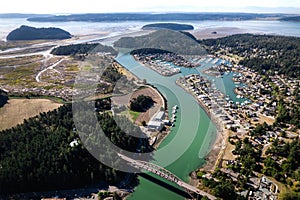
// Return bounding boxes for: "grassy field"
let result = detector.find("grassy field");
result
[129,110,141,122]
[0,99,62,131]
[0,40,48,51]
[0,55,44,87]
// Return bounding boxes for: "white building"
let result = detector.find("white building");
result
[148,121,164,131]
[154,111,165,121]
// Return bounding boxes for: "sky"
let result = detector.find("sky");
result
[0,0,300,14]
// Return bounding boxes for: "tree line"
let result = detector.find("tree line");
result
[0,99,152,195]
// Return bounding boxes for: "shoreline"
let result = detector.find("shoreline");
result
[175,79,228,185]
[115,58,173,150]
[117,53,227,195]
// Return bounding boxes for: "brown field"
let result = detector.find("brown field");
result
[0,99,62,131]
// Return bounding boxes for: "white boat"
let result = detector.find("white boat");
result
[171,117,176,122]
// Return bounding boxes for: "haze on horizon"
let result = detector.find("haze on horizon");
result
[0,0,300,14]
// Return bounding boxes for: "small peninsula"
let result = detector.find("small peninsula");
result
[142,23,194,31]
[6,25,72,41]
[281,16,300,22]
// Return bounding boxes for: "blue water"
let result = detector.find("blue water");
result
[161,58,246,103]
[1,18,300,41]
[116,51,216,200]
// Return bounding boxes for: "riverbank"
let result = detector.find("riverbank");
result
[115,56,174,150]
[175,79,226,173]
[175,75,234,195]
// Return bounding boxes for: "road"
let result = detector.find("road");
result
[35,56,64,82]
[118,153,217,200]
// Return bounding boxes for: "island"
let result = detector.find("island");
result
[142,23,194,31]
[6,25,72,41]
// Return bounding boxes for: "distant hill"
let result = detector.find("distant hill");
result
[6,25,72,41]
[0,13,52,19]
[281,16,300,22]
[27,13,287,22]
[114,29,206,55]
[142,23,194,31]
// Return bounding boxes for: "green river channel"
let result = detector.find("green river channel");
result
[115,51,245,200]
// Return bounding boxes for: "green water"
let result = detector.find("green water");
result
[115,53,219,200]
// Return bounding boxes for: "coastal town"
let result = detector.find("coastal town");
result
[122,42,299,199]
[0,12,300,200]
[175,55,299,200]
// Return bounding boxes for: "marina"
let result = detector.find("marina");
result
[114,51,246,200]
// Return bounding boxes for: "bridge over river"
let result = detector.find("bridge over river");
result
[118,154,217,200]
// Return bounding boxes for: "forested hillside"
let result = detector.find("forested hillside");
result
[114,29,206,55]
[202,34,300,78]
[0,99,152,195]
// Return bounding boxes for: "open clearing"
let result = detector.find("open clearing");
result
[111,86,164,125]
[131,87,164,124]
[0,99,62,131]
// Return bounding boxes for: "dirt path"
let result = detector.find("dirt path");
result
[36,57,64,82]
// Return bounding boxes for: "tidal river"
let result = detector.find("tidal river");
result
[115,52,218,200]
